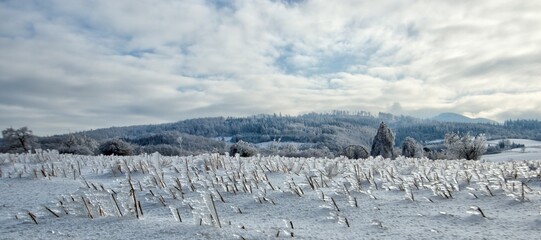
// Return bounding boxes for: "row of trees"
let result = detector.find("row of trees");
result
[486,139,525,154]
[0,127,126,156]
[0,127,224,156]
[342,122,487,160]
[1,124,489,160]
[225,122,489,160]
[5,112,535,158]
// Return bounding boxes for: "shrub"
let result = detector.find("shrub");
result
[98,139,134,156]
[401,137,423,158]
[229,141,258,157]
[343,145,369,159]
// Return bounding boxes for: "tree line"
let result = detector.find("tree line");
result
[0,122,488,160]
[2,113,540,160]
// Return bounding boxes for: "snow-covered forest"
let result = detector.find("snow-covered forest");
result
[2,112,541,159]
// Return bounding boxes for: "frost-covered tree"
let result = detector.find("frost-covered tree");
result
[1,127,38,153]
[370,122,395,158]
[59,134,98,155]
[229,141,258,157]
[444,132,487,160]
[98,139,134,156]
[343,145,370,159]
[401,137,423,158]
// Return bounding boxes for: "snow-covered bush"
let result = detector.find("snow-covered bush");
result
[401,137,423,158]
[343,145,369,159]
[98,139,134,156]
[229,141,258,157]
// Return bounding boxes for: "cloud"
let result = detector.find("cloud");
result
[1,0,540,135]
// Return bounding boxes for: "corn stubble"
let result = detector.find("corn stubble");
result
[2,151,541,238]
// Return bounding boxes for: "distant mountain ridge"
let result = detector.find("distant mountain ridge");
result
[431,112,498,124]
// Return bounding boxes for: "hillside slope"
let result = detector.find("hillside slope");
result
[431,112,498,124]
[7,112,540,157]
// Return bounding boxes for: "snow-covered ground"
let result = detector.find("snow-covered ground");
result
[1,152,540,239]
[483,139,541,162]
[486,139,541,148]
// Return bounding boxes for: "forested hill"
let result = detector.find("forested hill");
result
[5,112,541,157]
[76,111,383,154]
[73,111,540,147]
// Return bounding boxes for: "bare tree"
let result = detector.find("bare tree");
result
[444,132,487,160]
[1,127,38,153]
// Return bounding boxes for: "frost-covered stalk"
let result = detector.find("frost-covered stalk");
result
[138,201,144,217]
[81,196,93,219]
[405,187,415,201]
[44,206,60,218]
[347,195,358,208]
[484,185,494,197]
[27,211,38,224]
[280,219,294,237]
[111,193,123,217]
[170,207,182,222]
[203,192,221,228]
[520,182,526,202]
[330,197,340,212]
[469,206,487,218]
[338,216,350,227]
[127,174,141,219]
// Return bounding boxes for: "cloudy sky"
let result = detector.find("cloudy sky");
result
[1,0,540,136]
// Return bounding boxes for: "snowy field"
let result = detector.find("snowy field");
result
[484,139,541,162]
[1,152,541,239]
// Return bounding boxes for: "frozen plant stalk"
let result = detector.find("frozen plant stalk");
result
[203,192,221,228]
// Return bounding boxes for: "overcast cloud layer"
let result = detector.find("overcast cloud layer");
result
[1,0,541,135]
